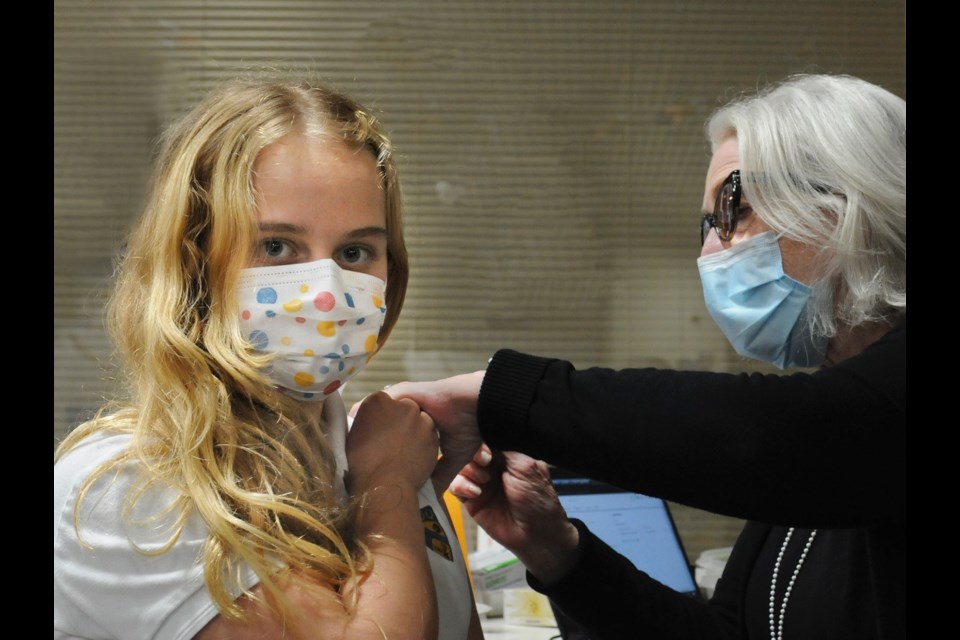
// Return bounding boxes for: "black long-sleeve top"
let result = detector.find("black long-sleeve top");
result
[476,320,905,639]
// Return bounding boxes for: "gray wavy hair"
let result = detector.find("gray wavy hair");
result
[707,74,906,337]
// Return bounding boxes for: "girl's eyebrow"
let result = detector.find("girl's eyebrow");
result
[256,223,387,239]
[345,226,388,240]
[257,222,305,234]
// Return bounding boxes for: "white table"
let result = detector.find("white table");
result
[480,617,561,639]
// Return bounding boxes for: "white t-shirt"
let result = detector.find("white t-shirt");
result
[54,394,474,639]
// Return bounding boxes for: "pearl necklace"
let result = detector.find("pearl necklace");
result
[769,527,818,640]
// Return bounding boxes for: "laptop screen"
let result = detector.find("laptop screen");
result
[550,467,701,599]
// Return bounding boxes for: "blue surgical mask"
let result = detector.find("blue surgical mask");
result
[697,232,826,369]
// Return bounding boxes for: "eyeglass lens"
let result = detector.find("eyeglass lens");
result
[700,170,740,245]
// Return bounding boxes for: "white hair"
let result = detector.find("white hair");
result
[707,74,906,337]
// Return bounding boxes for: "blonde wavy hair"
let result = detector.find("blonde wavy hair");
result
[55,75,409,620]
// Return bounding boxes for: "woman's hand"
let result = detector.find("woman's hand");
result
[377,371,487,492]
[451,446,580,585]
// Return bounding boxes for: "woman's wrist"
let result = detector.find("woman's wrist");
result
[516,519,581,586]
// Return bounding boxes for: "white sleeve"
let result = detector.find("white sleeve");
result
[54,434,259,640]
[418,482,475,640]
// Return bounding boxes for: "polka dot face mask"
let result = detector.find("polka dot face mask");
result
[238,259,387,401]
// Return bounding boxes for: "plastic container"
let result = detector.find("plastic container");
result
[694,547,733,599]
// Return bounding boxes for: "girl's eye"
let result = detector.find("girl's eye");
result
[265,240,285,257]
[258,239,294,261]
[339,245,370,264]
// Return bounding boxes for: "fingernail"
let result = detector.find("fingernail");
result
[477,449,492,465]
[462,480,482,497]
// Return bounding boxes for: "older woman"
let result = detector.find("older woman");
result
[385,74,905,639]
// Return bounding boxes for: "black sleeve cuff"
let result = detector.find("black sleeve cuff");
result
[477,349,556,450]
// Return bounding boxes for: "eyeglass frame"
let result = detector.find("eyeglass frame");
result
[700,169,743,246]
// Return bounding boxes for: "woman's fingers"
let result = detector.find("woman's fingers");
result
[474,444,493,466]
[450,473,483,499]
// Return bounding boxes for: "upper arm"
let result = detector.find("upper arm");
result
[194,584,334,640]
[193,579,327,640]
[194,570,434,640]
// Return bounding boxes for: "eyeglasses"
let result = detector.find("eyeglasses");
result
[700,170,743,246]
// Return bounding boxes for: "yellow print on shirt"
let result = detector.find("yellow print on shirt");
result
[421,505,454,561]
